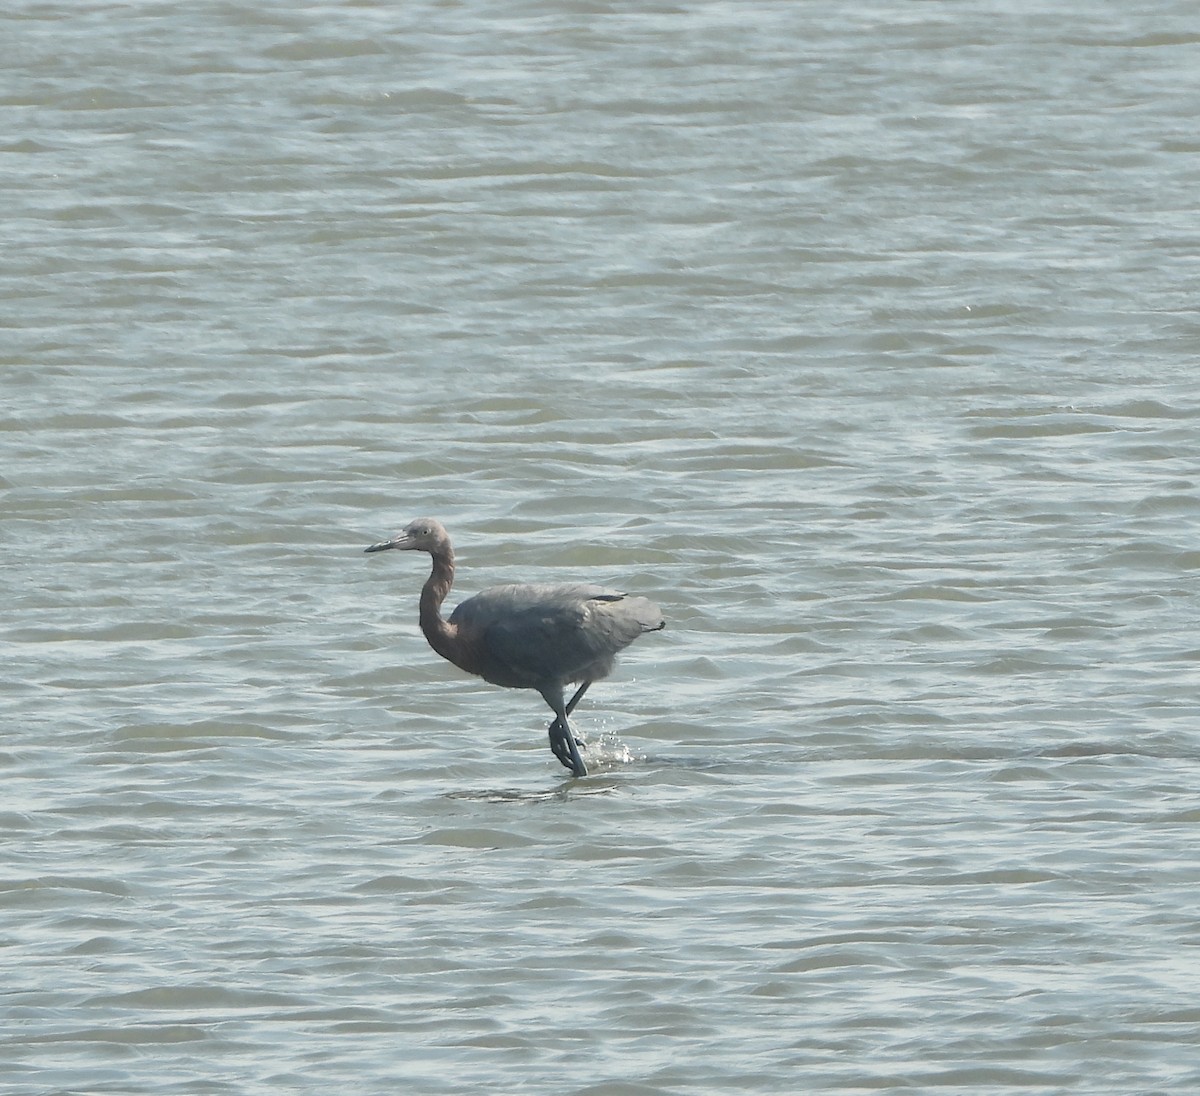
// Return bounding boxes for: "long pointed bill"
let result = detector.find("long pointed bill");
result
[364,539,396,553]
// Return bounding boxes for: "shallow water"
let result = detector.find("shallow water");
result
[4,1,1200,1093]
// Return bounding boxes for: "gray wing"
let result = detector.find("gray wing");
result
[450,583,663,689]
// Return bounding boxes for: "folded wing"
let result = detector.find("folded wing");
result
[450,583,663,689]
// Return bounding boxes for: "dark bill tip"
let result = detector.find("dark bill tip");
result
[364,540,396,553]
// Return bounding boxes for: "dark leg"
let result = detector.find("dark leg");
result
[552,680,594,755]
[548,721,574,770]
[565,680,591,718]
[541,687,587,778]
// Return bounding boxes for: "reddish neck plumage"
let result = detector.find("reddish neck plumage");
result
[419,541,459,663]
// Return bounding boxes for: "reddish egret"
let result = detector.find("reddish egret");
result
[364,518,665,777]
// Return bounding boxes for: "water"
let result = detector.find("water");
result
[4,1,1200,1092]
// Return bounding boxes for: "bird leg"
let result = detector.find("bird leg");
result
[547,680,593,760]
[564,680,591,718]
[547,719,573,768]
[541,688,588,778]
[547,716,587,776]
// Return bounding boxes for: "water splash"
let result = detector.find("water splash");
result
[584,731,643,768]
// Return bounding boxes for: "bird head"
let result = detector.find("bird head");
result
[364,517,447,555]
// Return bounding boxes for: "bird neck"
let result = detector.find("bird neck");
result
[419,545,459,661]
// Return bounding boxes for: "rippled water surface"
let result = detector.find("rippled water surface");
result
[5,1,1200,1093]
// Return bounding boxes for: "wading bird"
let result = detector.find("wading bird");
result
[364,518,664,777]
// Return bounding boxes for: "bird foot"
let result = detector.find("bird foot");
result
[548,719,586,749]
[548,720,588,777]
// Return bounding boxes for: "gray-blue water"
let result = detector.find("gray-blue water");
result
[4,2,1200,1093]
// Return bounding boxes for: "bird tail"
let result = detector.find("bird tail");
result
[621,595,665,633]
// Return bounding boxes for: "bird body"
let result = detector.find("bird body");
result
[451,582,662,690]
[365,518,664,776]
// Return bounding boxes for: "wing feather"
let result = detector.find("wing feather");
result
[449,583,663,689]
